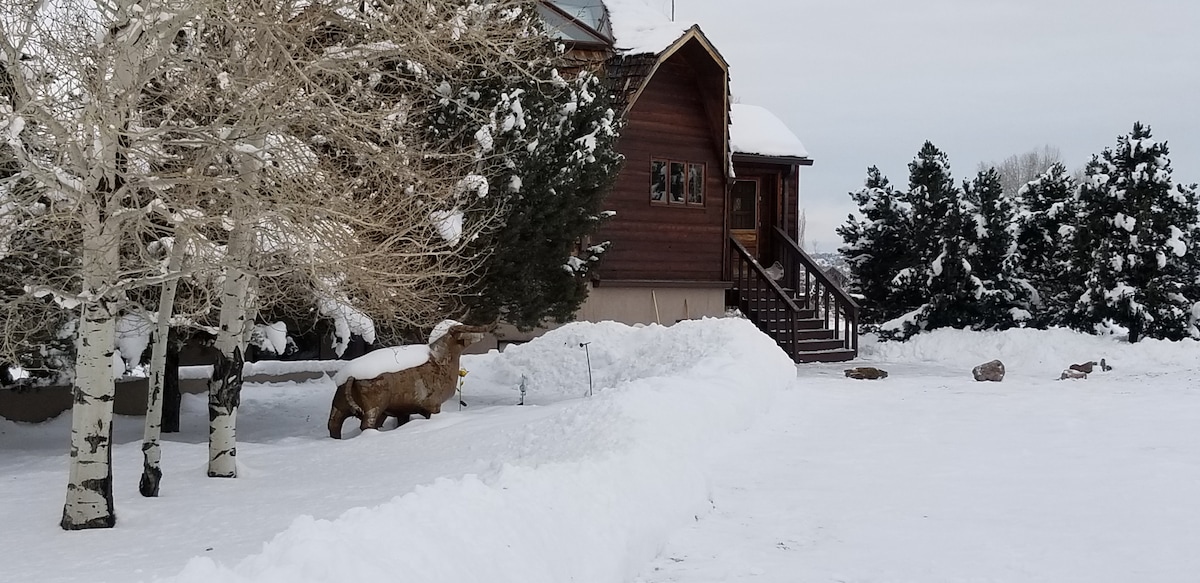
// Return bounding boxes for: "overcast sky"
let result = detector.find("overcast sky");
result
[669,0,1200,252]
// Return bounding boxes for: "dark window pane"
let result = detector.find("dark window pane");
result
[670,162,685,203]
[730,180,757,230]
[650,160,667,202]
[687,163,704,205]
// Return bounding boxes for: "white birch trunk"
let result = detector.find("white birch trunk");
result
[61,223,120,530]
[139,237,184,497]
[208,226,252,478]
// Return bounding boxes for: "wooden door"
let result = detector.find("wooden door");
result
[730,178,760,258]
[729,175,779,264]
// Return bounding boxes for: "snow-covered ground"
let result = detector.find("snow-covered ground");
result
[2,321,1198,582]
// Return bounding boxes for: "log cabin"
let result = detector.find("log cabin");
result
[516,0,860,362]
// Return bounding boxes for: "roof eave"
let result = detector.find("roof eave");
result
[732,153,814,166]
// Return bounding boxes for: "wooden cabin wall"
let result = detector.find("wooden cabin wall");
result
[595,57,727,282]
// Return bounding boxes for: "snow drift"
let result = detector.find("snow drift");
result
[860,327,1200,375]
[161,318,796,583]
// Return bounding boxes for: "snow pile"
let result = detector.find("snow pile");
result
[465,319,770,400]
[115,311,154,375]
[161,318,796,583]
[330,345,432,387]
[729,104,809,159]
[252,322,289,356]
[861,327,1200,375]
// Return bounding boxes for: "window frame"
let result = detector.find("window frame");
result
[650,158,706,208]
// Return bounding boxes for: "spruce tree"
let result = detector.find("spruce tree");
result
[1068,123,1200,341]
[426,40,620,330]
[968,168,1030,329]
[883,142,983,338]
[1014,163,1079,326]
[837,167,914,325]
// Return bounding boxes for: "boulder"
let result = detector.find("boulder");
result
[972,360,1005,382]
[844,367,888,380]
[1069,361,1096,374]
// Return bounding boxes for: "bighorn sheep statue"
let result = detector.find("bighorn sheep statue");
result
[327,323,487,439]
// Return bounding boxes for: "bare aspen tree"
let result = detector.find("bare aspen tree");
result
[1,0,201,528]
[137,227,187,497]
[4,0,562,522]
[151,0,546,478]
[978,145,1064,198]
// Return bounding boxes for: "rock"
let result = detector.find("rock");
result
[972,360,1005,382]
[1069,361,1096,374]
[1059,369,1088,380]
[844,367,888,380]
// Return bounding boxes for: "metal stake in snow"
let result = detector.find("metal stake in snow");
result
[457,368,468,410]
[580,342,593,397]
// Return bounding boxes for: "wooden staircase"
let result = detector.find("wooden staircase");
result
[728,228,859,363]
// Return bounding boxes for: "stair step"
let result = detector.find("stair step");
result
[760,329,837,341]
[749,310,819,321]
[793,349,857,363]
[774,338,847,352]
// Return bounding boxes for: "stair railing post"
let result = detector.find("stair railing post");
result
[790,305,798,361]
[834,298,841,342]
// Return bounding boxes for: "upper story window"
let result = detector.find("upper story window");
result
[651,158,705,207]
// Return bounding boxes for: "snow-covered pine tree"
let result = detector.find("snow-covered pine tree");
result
[1068,123,1200,341]
[1014,163,1079,326]
[421,15,620,330]
[967,168,1030,329]
[837,167,914,325]
[882,142,982,339]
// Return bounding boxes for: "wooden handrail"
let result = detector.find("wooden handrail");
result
[728,232,859,361]
[772,226,860,311]
[728,237,803,313]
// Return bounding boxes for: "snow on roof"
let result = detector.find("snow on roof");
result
[603,0,693,54]
[729,104,810,159]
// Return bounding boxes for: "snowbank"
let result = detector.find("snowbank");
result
[161,318,796,583]
[861,327,1200,375]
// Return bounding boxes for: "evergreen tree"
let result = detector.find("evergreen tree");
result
[883,142,983,338]
[426,35,620,330]
[1013,163,1079,326]
[837,167,914,325]
[1068,123,1200,341]
[968,168,1030,329]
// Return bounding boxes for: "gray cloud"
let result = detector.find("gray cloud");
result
[675,0,1200,250]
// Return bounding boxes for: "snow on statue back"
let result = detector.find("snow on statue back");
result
[327,323,488,439]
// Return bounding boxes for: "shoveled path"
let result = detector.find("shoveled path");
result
[632,362,1200,583]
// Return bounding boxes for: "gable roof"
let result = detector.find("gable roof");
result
[538,1,735,174]
[730,104,811,163]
